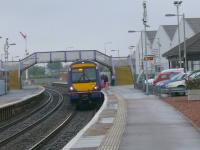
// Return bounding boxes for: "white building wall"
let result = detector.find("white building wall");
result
[135,18,200,75]
[134,31,156,75]
[135,37,142,75]
[171,19,195,48]
[152,26,174,71]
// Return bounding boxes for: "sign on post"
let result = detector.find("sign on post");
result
[144,55,154,61]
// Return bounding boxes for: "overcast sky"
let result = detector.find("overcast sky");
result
[0,0,198,60]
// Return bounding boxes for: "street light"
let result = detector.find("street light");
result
[128,46,135,56]
[165,13,187,73]
[128,45,135,50]
[166,1,182,68]
[104,41,112,55]
[111,49,120,57]
[128,30,144,70]
[143,0,150,95]
[128,46,136,66]
[174,0,182,5]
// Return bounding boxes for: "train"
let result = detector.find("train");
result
[67,60,103,109]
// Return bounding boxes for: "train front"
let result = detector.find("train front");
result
[68,61,102,106]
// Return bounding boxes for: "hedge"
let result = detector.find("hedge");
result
[186,78,200,89]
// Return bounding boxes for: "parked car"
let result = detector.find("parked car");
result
[153,69,182,85]
[165,71,200,95]
[153,72,183,94]
[165,72,186,95]
[159,72,184,89]
[136,71,155,91]
[188,70,200,80]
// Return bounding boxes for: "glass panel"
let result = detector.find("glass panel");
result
[66,51,80,61]
[51,52,65,61]
[37,52,51,63]
[72,67,96,83]
[81,51,95,60]
[96,51,111,66]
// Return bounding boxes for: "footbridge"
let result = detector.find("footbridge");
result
[2,50,135,89]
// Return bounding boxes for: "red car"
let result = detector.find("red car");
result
[153,71,180,85]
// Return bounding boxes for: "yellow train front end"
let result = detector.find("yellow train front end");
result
[68,61,102,108]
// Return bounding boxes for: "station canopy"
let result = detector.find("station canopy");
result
[162,32,200,61]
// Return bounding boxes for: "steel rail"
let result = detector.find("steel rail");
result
[0,88,63,147]
[29,112,75,150]
[0,91,52,131]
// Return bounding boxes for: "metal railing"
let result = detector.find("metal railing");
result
[1,50,133,72]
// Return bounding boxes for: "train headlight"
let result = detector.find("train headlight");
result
[94,86,98,90]
[69,86,74,91]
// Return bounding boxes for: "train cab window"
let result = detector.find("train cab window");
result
[84,68,96,82]
[72,67,96,83]
[72,69,83,83]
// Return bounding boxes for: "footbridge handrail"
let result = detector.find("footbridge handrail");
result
[2,50,135,80]
[4,50,114,71]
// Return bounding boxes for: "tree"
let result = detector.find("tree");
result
[29,66,45,78]
[47,62,63,70]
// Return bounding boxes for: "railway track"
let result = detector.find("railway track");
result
[40,109,97,150]
[0,91,52,131]
[0,87,74,149]
[0,86,102,150]
[29,112,74,150]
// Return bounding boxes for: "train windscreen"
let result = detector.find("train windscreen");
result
[72,67,96,83]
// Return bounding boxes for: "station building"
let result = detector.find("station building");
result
[134,18,200,75]
[135,30,157,75]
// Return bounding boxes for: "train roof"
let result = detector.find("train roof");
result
[70,60,97,67]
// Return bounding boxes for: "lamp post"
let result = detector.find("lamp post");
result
[128,46,135,56]
[165,12,187,73]
[129,46,136,70]
[128,46,136,63]
[166,1,182,68]
[104,42,112,55]
[128,30,144,70]
[4,38,16,93]
[175,1,182,68]
[143,1,150,95]
[0,36,3,61]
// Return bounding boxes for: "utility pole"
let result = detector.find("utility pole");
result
[4,38,16,93]
[174,1,182,68]
[4,38,8,93]
[141,32,144,70]
[157,38,161,72]
[143,1,149,95]
[20,32,29,82]
[183,13,187,73]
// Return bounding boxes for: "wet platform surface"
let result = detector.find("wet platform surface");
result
[62,85,200,150]
[0,86,44,108]
[111,86,200,150]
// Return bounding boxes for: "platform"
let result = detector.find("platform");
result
[0,86,45,109]
[63,85,200,150]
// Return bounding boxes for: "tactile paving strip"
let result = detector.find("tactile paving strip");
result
[97,93,127,150]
